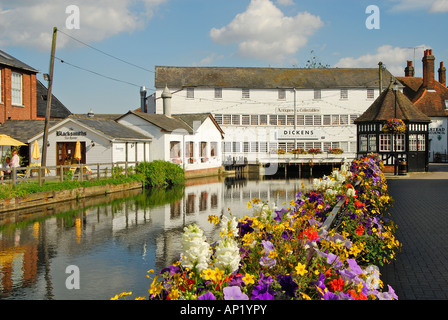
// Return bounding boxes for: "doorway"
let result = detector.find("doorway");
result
[57,141,86,166]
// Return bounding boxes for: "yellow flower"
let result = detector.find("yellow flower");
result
[295,263,308,276]
[290,200,296,206]
[149,277,163,296]
[247,201,252,209]
[208,215,220,225]
[300,292,312,300]
[242,273,256,285]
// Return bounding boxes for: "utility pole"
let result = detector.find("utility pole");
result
[41,27,57,167]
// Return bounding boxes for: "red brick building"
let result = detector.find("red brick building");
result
[397,49,448,162]
[0,50,39,124]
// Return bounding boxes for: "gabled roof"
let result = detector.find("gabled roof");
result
[36,80,72,118]
[355,82,431,123]
[118,111,225,136]
[0,49,39,73]
[0,120,61,143]
[397,76,448,117]
[155,66,396,89]
[67,114,152,141]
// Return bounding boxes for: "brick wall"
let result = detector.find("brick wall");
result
[0,66,37,124]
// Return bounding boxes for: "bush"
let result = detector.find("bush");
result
[135,161,185,188]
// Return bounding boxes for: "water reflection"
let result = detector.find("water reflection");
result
[0,174,316,300]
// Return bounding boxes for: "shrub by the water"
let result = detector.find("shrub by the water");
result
[136,160,185,188]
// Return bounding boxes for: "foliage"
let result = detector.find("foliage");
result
[114,154,401,300]
[135,160,185,188]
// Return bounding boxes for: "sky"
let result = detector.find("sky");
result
[1,0,448,115]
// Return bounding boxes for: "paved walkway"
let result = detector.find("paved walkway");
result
[379,163,448,300]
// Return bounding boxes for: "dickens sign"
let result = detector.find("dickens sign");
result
[276,129,319,140]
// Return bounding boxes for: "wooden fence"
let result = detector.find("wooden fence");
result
[4,161,141,186]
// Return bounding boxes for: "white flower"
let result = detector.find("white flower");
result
[363,265,381,290]
[180,224,211,273]
[214,238,241,274]
[346,188,356,198]
[220,216,239,239]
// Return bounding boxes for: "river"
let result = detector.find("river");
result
[0,170,330,300]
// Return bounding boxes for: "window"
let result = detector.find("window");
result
[223,114,231,125]
[224,142,232,153]
[340,115,349,125]
[313,115,322,126]
[215,88,222,99]
[287,115,295,126]
[250,142,258,153]
[445,100,448,110]
[0,69,2,102]
[242,115,250,125]
[409,134,417,151]
[359,134,368,152]
[200,142,207,160]
[214,114,222,125]
[379,134,391,152]
[395,134,405,152]
[367,88,374,99]
[305,115,313,126]
[186,141,194,158]
[251,115,258,125]
[278,89,286,100]
[269,115,277,125]
[314,89,321,100]
[186,87,194,99]
[232,114,240,125]
[340,89,348,100]
[170,141,181,158]
[331,115,340,125]
[11,72,22,105]
[259,142,268,153]
[350,114,358,124]
[260,115,268,125]
[210,142,218,157]
[297,115,305,126]
[243,142,250,153]
[368,134,377,152]
[323,115,331,126]
[417,134,426,151]
[278,115,286,125]
[232,142,240,153]
[242,88,250,99]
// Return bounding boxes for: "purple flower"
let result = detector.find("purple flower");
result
[326,253,342,269]
[251,274,275,300]
[277,274,298,297]
[346,258,362,275]
[223,286,249,300]
[198,292,216,300]
[160,265,181,276]
[228,274,244,287]
[259,255,276,268]
[238,220,254,237]
[274,208,289,221]
[261,240,274,253]
[251,291,274,300]
[323,291,340,300]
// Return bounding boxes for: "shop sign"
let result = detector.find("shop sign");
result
[56,130,87,140]
[276,129,319,140]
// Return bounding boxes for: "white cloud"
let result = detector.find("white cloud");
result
[276,0,295,6]
[334,44,429,76]
[389,0,448,13]
[192,53,224,66]
[0,0,167,51]
[210,0,323,64]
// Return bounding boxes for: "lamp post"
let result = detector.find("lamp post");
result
[393,79,399,175]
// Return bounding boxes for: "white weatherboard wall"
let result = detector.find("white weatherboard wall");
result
[154,87,379,162]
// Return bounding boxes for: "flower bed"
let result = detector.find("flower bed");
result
[113,154,400,300]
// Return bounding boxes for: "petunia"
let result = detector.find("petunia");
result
[277,274,298,297]
[198,292,216,300]
[223,286,249,300]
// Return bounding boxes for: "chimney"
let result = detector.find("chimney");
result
[439,61,446,87]
[422,49,435,90]
[405,60,414,77]
[140,86,147,113]
[161,85,172,117]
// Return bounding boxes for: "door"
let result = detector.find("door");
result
[57,142,86,166]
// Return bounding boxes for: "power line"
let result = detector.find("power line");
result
[55,56,154,89]
[57,29,155,74]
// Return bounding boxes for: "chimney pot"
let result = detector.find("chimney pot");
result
[405,60,415,77]
[439,61,446,87]
[422,48,435,90]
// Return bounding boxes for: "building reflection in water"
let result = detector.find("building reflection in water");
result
[0,174,312,299]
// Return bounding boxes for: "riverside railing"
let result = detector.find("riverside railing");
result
[5,161,141,186]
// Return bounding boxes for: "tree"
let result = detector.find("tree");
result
[304,50,330,69]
